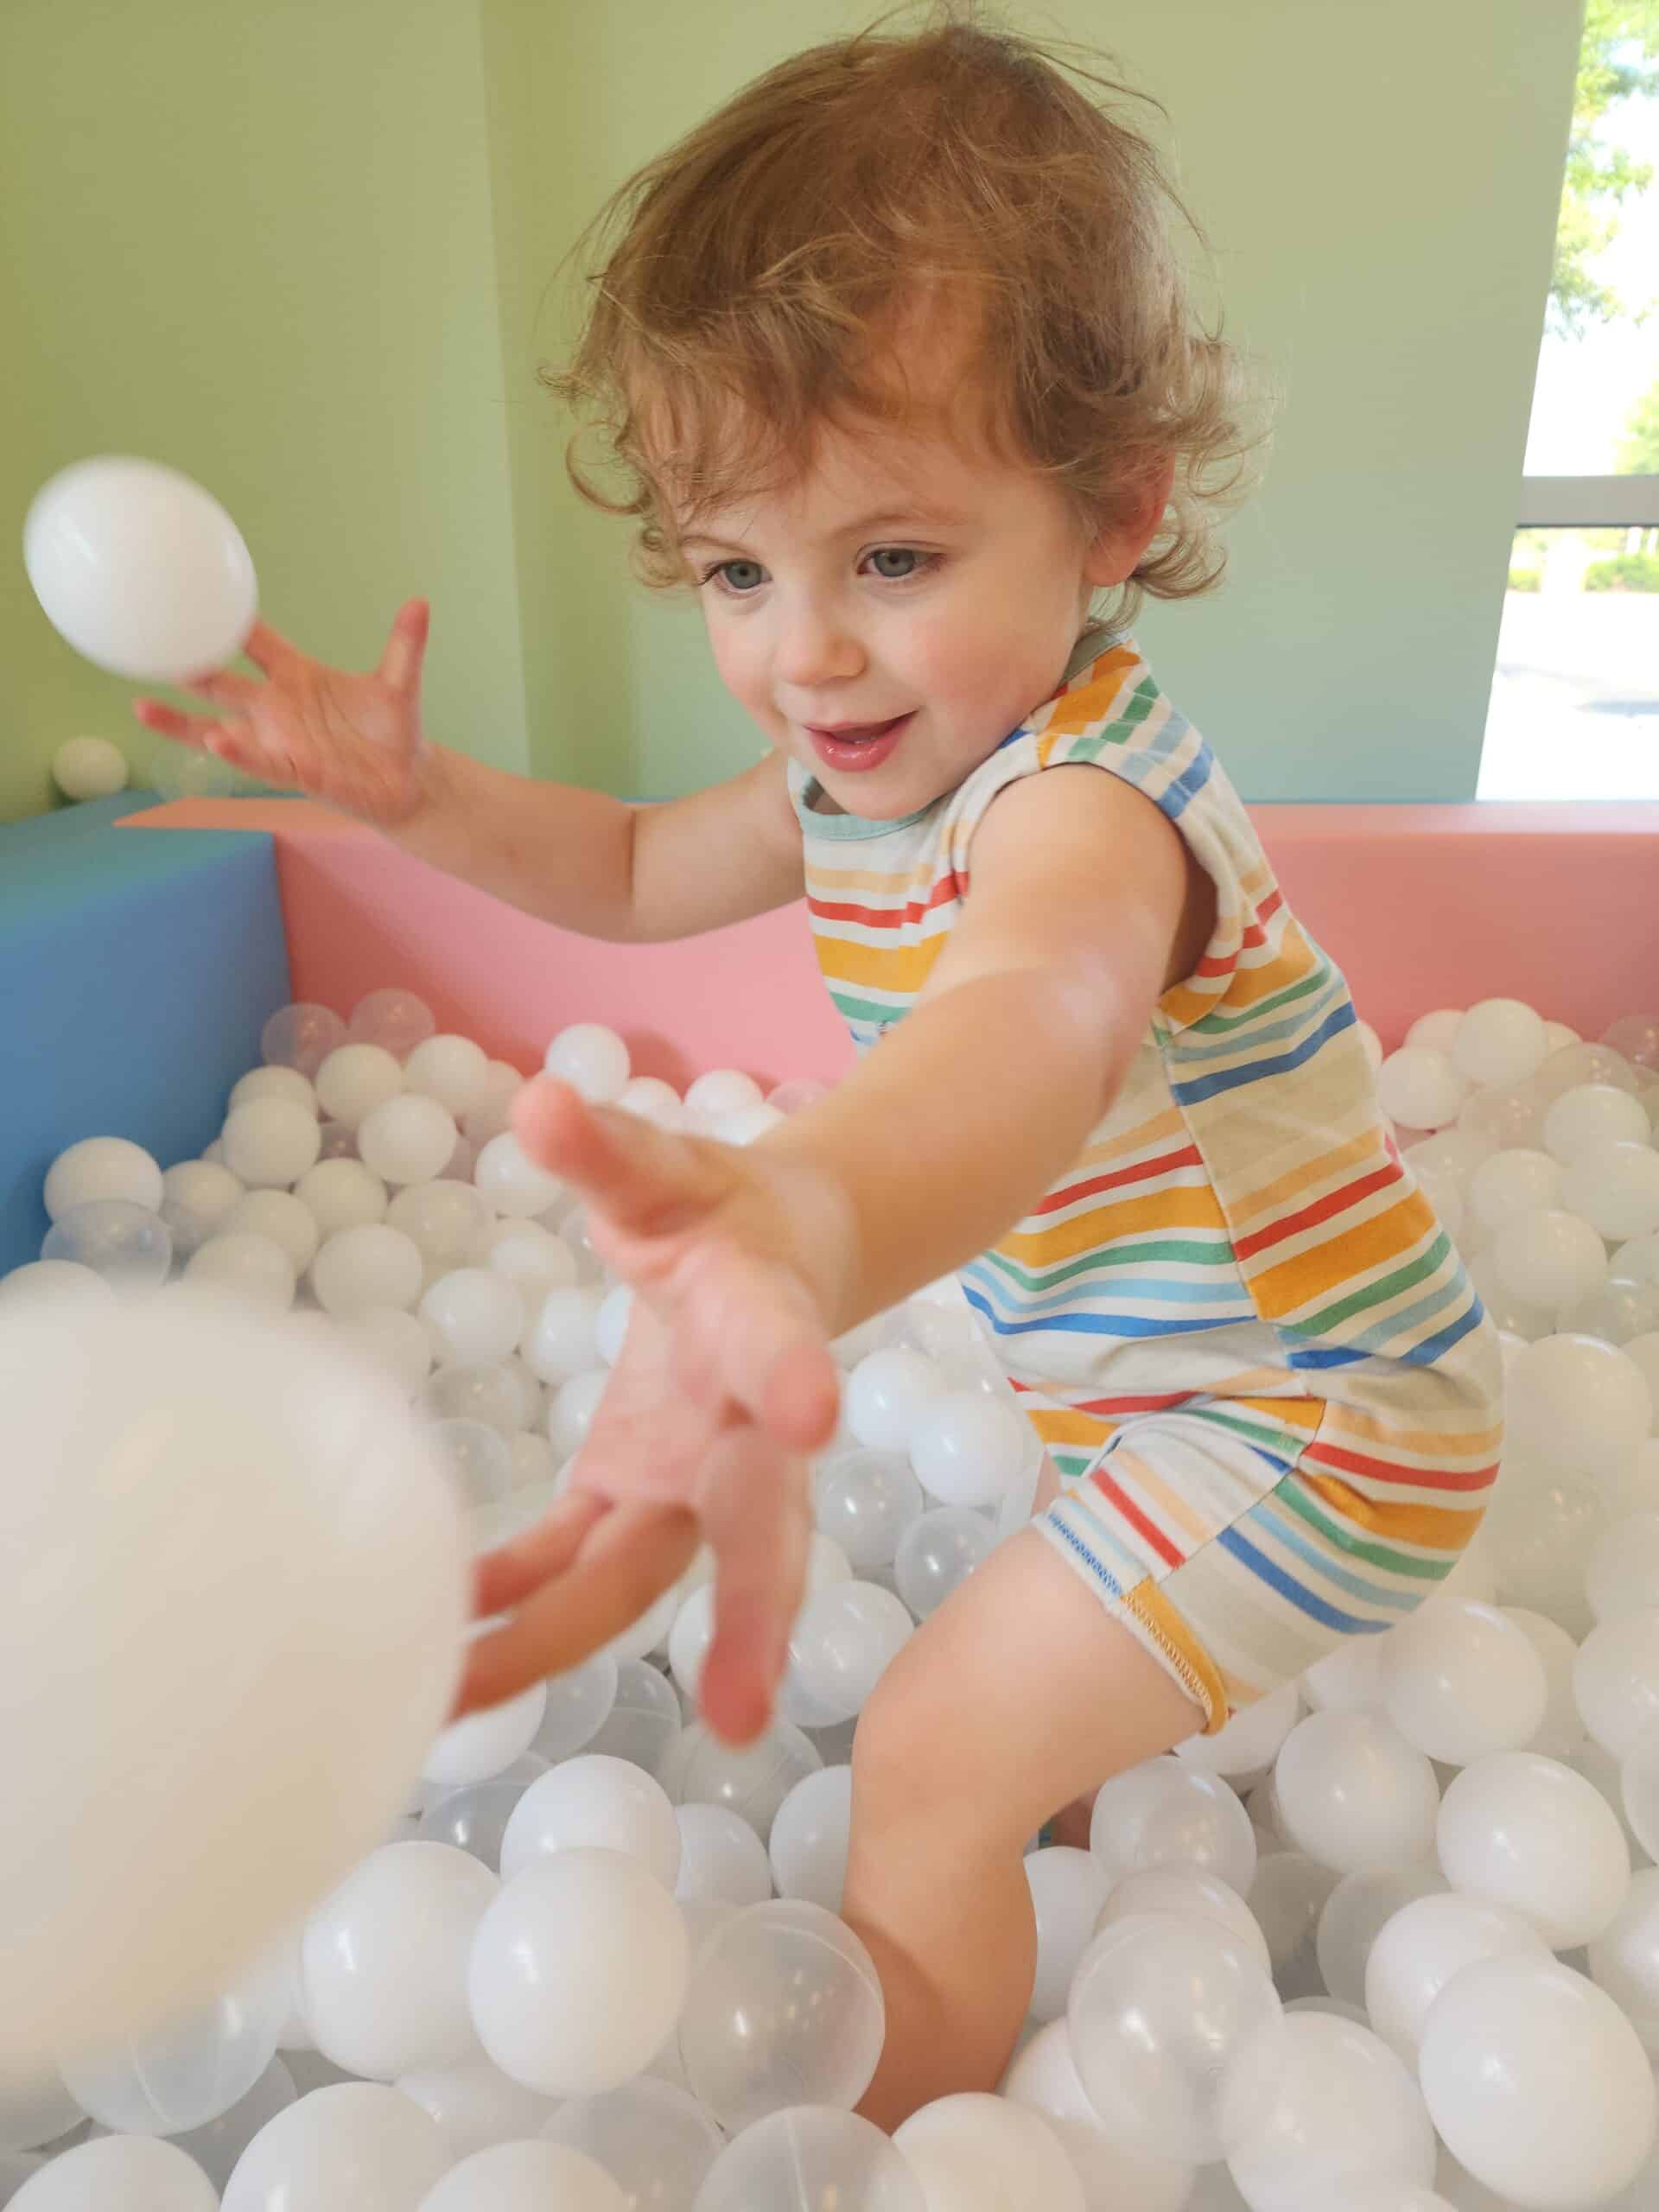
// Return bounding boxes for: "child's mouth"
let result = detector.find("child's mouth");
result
[805,713,913,774]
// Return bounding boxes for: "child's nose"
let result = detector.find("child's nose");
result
[774,602,866,689]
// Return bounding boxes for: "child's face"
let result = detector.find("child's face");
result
[674,414,1134,819]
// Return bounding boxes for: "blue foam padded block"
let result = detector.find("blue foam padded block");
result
[0,809,290,1274]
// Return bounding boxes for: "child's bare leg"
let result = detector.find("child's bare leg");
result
[842,1524,1207,2131]
[1028,1452,1103,1850]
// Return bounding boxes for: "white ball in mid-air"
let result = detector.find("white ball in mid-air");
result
[24,454,257,682]
[51,734,129,801]
[0,1288,466,2067]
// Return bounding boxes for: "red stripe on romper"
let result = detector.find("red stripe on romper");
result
[1030,1144,1205,1215]
[1232,1163,1402,1260]
[1302,1439,1500,1493]
[1087,1461,1186,1568]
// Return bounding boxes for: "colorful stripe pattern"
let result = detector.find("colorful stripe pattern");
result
[791,636,1503,1731]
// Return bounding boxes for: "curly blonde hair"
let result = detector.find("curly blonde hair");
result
[542,3,1269,629]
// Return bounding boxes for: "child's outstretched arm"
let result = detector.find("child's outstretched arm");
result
[457,765,1210,1737]
[132,598,804,942]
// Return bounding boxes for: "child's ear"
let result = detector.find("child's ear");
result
[1083,453,1178,587]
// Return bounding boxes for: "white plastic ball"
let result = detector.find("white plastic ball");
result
[1315,1862,1449,2010]
[1418,1952,1657,2210]
[693,2103,920,2212]
[51,734,130,800]
[185,1229,296,1309]
[548,1369,609,1459]
[893,2094,1084,2212]
[683,1069,764,1129]
[420,1268,524,1367]
[1586,1864,1659,2056]
[1090,1754,1258,1896]
[1509,1332,1654,1476]
[1217,2011,1437,2209]
[529,1652,619,1763]
[403,1034,491,1118]
[1563,1141,1659,1242]
[658,1721,823,1846]
[61,1969,287,2136]
[42,1135,162,1223]
[1544,1084,1651,1165]
[1097,1865,1272,1973]
[1174,1681,1301,1781]
[467,1848,690,2098]
[1436,1751,1629,1948]
[1408,1010,1465,1054]
[675,1802,775,1909]
[845,1349,948,1451]
[0,1290,465,2067]
[1376,1049,1468,1131]
[1363,1889,1548,2062]
[523,1287,604,1385]
[678,1899,885,2131]
[358,1095,460,1187]
[616,1076,684,1130]
[594,1284,634,1366]
[312,1223,425,1315]
[1574,1607,1659,1759]
[1490,1209,1607,1308]
[25,455,257,682]
[220,1098,322,1189]
[301,1840,498,2078]
[1024,1847,1111,2021]
[220,2082,452,2212]
[545,2084,723,2209]
[1452,1000,1549,1087]
[893,1505,996,1618]
[295,1157,390,1237]
[543,1024,631,1103]
[10,2135,219,2210]
[768,1764,855,1914]
[779,1580,914,1727]
[158,1159,245,1254]
[1002,2018,1197,2212]
[1590,1515,1659,1623]
[906,1392,1029,1509]
[499,1755,681,1889]
[315,1043,404,1128]
[1467,1148,1563,1235]
[1270,1711,1440,1875]
[424,1682,548,1789]
[394,2053,556,2164]
[474,1131,564,1220]
[221,1188,320,1275]
[1379,1599,1548,1765]
[230,1065,317,1115]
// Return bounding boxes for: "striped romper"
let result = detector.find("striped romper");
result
[790,633,1504,1734]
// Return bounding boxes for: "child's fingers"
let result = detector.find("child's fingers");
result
[378,598,430,696]
[696,1428,812,1745]
[452,1500,697,1718]
[469,1489,609,1618]
[240,618,305,678]
[512,1078,739,1239]
[679,1242,841,1450]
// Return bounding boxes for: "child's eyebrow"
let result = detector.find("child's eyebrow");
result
[678,506,973,553]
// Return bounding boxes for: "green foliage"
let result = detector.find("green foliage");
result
[1583,550,1659,588]
[1618,377,1659,470]
[1508,568,1543,590]
[1550,0,1659,338]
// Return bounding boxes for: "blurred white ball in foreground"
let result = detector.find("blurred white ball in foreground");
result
[10,2134,218,2209]
[24,455,257,682]
[220,2082,451,2212]
[893,2094,1083,2212]
[51,734,129,802]
[0,1288,465,2068]
[417,2140,627,2211]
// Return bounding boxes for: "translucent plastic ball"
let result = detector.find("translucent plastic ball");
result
[893,2094,1084,2212]
[1090,1754,1258,1896]
[1246,1853,1338,2004]
[658,1722,823,1846]
[617,1075,685,1131]
[768,1764,854,1915]
[1363,1889,1548,2062]
[683,1068,764,1128]
[524,1287,604,1385]
[805,1452,920,1576]
[1314,1862,1449,2010]
[893,1504,997,1618]
[42,1198,172,1288]
[1098,1865,1272,1975]
[315,1042,404,1128]
[61,1967,288,2135]
[499,1754,681,1889]
[694,2103,921,2212]
[422,1362,525,1435]
[1605,1014,1659,1074]
[585,1657,683,1772]
[668,1585,716,1704]
[349,988,437,1062]
[165,2056,298,2195]
[1269,1710,1440,1876]
[1002,2018,1198,2212]
[1574,1606,1659,1759]
[158,1158,245,1254]
[844,1349,948,1452]
[25,454,257,681]
[51,732,129,801]
[1025,1847,1112,2022]
[530,1650,620,1763]
[1420,1953,1657,2210]
[1437,1751,1630,1948]
[312,1223,425,1315]
[1563,1141,1659,1243]
[1536,1043,1643,1104]
[1620,1733,1659,1866]
[474,1131,566,1220]
[11,2134,219,2210]
[1452,1000,1549,1089]
[220,2082,453,2212]
[679,1899,885,2131]
[468,1848,690,2098]
[544,1024,631,1104]
[419,1756,549,1874]
[1587,1863,1659,2058]
[1066,1911,1282,2164]
[1379,1599,1548,1766]
[1501,1333,1652,1478]
[549,1370,609,1459]
[419,1268,523,1367]
[1467,1147,1562,1235]
[1545,1084,1650,1166]
[424,1681,548,1789]
[906,1391,1030,1510]
[543,2080,722,2210]
[1376,1049,1468,1131]
[0,1289,465,2065]
[1491,1209,1607,1308]
[0,2068,82,2155]
[675,1802,776,1908]
[301,1840,497,2079]
[780,1580,914,1727]
[43,1135,163,1222]
[261,1002,348,1078]
[1218,2011,1437,2209]
[395,2050,557,2164]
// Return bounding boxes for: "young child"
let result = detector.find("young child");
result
[134,10,1503,2128]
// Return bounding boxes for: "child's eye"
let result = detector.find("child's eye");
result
[702,559,767,594]
[864,547,937,582]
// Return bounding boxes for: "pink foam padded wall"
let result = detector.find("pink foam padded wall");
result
[124,798,1659,1084]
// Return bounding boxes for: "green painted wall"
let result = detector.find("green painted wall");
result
[3,0,1580,823]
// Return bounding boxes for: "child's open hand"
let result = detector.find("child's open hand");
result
[130,599,434,828]
[454,1079,850,1743]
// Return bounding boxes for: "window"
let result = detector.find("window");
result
[1480,2,1659,800]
